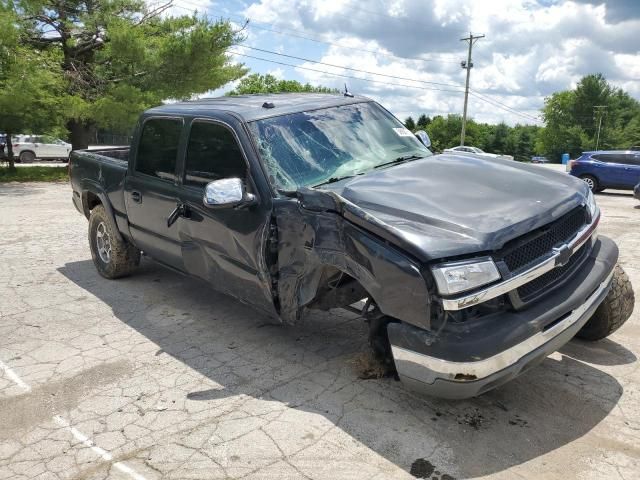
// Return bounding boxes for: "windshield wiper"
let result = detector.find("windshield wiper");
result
[374,154,424,169]
[313,175,355,187]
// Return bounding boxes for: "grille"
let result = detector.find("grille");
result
[503,207,588,272]
[517,243,589,301]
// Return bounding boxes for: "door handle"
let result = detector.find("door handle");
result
[167,203,188,227]
[131,191,142,203]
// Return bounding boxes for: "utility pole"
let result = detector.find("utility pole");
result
[460,33,484,146]
[593,105,607,151]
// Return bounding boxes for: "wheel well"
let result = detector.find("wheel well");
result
[83,191,102,219]
[306,267,370,311]
[19,150,35,158]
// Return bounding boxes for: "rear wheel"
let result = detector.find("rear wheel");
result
[576,265,634,341]
[89,205,140,279]
[580,175,599,192]
[19,151,35,163]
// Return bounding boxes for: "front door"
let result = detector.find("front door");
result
[124,117,185,269]
[176,119,275,314]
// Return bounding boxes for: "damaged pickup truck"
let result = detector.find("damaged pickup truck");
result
[69,93,634,398]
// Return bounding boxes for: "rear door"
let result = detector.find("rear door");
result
[618,153,640,188]
[124,117,185,269]
[591,153,626,187]
[176,118,275,313]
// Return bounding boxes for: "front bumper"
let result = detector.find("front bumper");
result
[388,235,618,399]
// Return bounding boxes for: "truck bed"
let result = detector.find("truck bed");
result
[69,147,130,225]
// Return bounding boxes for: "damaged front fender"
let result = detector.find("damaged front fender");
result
[272,188,431,330]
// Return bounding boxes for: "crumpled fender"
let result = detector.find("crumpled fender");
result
[274,188,431,330]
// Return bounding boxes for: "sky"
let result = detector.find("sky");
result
[169,0,640,126]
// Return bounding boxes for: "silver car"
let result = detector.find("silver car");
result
[444,145,514,161]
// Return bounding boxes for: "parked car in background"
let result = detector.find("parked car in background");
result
[568,150,640,192]
[12,134,71,162]
[531,156,549,163]
[444,145,514,160]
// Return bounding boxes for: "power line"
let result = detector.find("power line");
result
[171,2,461,64]
[229,51,543,123]
[468,91,541,123]
[227,51,465,93]
[237,45,465,88]
[169,3,542,123]
[175,0,465,48]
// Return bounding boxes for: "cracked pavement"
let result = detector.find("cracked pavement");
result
[0,181,639,480]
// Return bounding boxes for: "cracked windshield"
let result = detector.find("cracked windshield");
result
[248,101,432,190]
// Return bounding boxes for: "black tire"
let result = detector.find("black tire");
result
[367,314,397,374]
[576,265,634,341]
[88,205,140,279]
[19,151,36,163]
[580,174,599,192]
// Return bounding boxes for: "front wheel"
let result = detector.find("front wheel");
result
[576,265,634,341]
[19,151,35,163]
[580,174,599,192]
[89,205,140,279]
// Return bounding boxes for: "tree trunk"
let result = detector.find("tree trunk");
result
[6,132,15,171]
[67,119,97,150]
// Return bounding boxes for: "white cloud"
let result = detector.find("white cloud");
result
[239,0,640,124]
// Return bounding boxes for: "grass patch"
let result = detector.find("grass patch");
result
[0,166,68,182]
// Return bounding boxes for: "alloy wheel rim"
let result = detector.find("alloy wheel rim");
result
[96,222,112,263]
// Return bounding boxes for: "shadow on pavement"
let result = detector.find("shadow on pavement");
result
[58,258,625,479]
[596,191,633,198]
[560,337,637,366]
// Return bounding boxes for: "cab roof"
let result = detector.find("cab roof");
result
[146,93,372,122]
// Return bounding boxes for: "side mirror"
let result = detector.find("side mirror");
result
[203,178,256,209]
[414,130,431,148]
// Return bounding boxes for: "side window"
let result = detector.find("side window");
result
[618,154,640,166]
[136,118,182,181]
[184,122,247,188]
[592,154,614,163]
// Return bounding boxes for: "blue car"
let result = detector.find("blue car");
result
[569,150,640,192]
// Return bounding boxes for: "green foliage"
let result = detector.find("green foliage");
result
[0,3,68,168]
[0,166,68,182]
[421,114,542,160]
[227,73,338,95]
[10,0,246,147]
[416,114,430,129]
[539,73,640,159]
[403,116,416,131]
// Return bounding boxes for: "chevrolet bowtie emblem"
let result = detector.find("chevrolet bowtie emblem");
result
[553,244,572,267]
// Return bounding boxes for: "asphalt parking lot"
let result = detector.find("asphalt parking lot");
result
[1,177,639,480]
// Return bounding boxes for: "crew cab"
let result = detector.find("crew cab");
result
[69,94,634,398]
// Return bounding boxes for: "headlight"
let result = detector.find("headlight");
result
[586,189,597,218]
[431,258,501,295]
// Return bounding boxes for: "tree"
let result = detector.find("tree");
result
[538,74,640,158]
[0,3,67,169]
[227,73,337,95]
[416,114,431,130]
[404,116,416,131]
[15,0,246,148]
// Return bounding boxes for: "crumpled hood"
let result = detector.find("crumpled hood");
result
[325,154,589,262]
